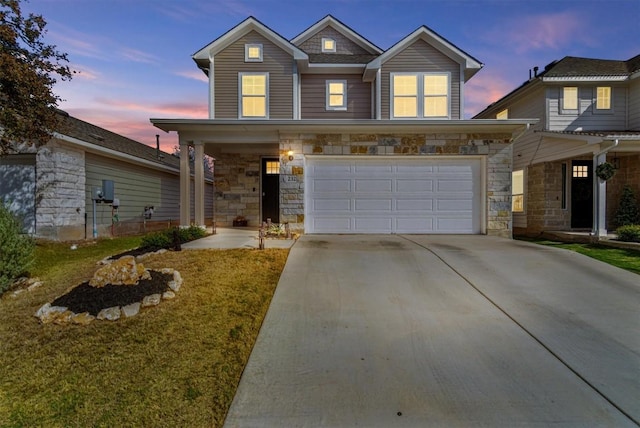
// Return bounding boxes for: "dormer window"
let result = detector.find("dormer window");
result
[321,37,336,53]
[245,44,263,62]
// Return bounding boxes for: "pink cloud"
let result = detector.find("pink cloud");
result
[120,48,159,64]
[175,69,209,83]
[94,98,208,118]
[464,72,516,118]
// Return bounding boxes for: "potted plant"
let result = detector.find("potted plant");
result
[595,162,616,181]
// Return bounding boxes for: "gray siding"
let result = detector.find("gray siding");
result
[629,78,640,129]
[380,39,461,119]
[301,74,372,119]
[297,27,370,55]
[547,85,628,131]
[214,31,294,119]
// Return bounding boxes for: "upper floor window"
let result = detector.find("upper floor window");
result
[595,86,611,111]
[244,44,263,62]
[322,37,336,53]
[562,87,578,111]
[326,80,347,110]
[391,72,450,119]
[496,109,508,119]
[512,169,524,213]
[239,72,268,118]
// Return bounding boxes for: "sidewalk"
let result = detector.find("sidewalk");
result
[181,227,297,250]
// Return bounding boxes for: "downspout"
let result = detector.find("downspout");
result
[510,123,531,143]
[592,138,619,238]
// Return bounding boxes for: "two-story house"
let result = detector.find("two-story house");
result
[152,15,534,236]
[475,55,640,238]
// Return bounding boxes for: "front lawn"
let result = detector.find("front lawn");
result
[0,237,288,427]
[518,238,640,275]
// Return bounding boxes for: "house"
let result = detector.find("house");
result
[0,111,214,240]
[474,55,640,237]
[152,15,534,236]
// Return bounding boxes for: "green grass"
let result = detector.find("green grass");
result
[518,238,640,275]
[0,237,289,427]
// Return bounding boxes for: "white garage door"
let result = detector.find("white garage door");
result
[305,157,482,234]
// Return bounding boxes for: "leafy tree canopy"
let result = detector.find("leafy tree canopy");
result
[0,0,73,155]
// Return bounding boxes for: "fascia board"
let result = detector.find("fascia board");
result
[541,75,629,82]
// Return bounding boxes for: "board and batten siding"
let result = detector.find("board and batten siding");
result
[547,85,628,131]
[380,39,461,120]
[214,31,294,119]
[301,75,372,119]
[629,78,640,130]
[297,27,371,55]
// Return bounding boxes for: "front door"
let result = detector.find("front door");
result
[261,158,280,223]
[571,160,593,228]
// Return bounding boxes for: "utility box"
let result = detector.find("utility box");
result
[102,180,114,202]
[92,187,103,200]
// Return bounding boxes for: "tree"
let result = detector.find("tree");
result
[614,185,640,226]
[0,0,73,156]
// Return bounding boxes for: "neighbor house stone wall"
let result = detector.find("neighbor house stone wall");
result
[213,153,260,227]
[35,141,86,240]
[278,132,513,236]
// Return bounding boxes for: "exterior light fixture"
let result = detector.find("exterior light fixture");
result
[287,150,294,161]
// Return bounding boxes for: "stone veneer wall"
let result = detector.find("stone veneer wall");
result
[606,154,640,229]
[524,161,571,235]
[213,153,261,226]
[35,141,86,240]
[278,132,513,237]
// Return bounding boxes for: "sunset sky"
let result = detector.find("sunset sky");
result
[24,0,640,152]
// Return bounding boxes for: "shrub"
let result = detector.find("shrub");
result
[616,224,640,243]
[614,185,640,227]
[140,225,207,251]
[139,230,172,251]
[178,225,207,242]
[0,203,34,295]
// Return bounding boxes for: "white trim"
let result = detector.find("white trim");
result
[208,57,215,118]
[293,62,299,119]
[321,37,336,53]
[238,72,269,119]
[542,75,628,82]
[325,79,347,110]
[376,68,381,119]
[291,15,382,54]
[390,72,451,119]
[244,43,263,62]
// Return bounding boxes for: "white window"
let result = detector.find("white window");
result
[496,109,508,119]
[562,87,578,111]
[391,73,450,119]
[326,80,347,110]
[512,169,524,213]
[244,44,263,62]
[322,37,336,53]
[239,73,268,118]
[595,86,611,110]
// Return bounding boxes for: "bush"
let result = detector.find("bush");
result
[140,225,207,251]
[139,230,172,251]
[615,185,640,227]
[616,225,640,243]
[0,204,34,295]
[178,225,207,242]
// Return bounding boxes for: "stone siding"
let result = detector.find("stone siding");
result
[213,153,261,227]
[35,142,86,240]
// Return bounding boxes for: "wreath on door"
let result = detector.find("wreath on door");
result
[595,162,616,181]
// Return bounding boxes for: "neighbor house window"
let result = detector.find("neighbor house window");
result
[239,72,268,118]
[326,80,347,110]
[322,37,336,53]
[562,87,578,111]
[512,169,524,212]
[391,72,450,119]
[595,86,611,110]
[496,109,508,119]
[244,44,263,62]
[265,160,280,174]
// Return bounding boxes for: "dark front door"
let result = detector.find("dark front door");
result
[261,157,280,223]
[571,160,593,228]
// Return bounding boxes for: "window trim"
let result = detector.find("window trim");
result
[593,86,613,114]
[244,44,263,62]
[512,169,525,213]
[560,86,579,114]
[238,72,269,119]
[325,80,347,111]
[390,72,451,119]
[321,37,336,53]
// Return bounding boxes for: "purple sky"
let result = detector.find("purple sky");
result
[24,0,640,152]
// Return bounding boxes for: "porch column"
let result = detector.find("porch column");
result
[179,139,191,226]
[594,153,607,237]
[193,141,205,227]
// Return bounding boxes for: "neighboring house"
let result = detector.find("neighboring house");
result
[474,55,640,237]
[152,15,534,236]
[0,111,214,240]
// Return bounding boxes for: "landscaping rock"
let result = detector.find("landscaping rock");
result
[35,303,70,324]
[89,256,150,287]
[121,302,141,318]
[168,271,183,292]
[97,306,121,321]
[71,312,95,325]
[142,294,161,307]
[162,290,176,300]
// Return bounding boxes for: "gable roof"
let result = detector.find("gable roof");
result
[291,15,383,55]
[364,25,483,82]
[192,16,308,74]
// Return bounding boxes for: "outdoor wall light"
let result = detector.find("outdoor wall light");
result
[287,150,294,161]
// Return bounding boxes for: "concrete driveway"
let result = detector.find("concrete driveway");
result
[223,235,640,427]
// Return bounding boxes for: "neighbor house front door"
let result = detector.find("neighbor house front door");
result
[571,160,593,229]
[261,158,280,223]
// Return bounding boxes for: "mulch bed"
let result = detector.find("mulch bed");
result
[52,271,172,316]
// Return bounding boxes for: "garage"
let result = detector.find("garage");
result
[305,157,483,234]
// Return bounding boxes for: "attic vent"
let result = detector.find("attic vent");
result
[88,133,105,141]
